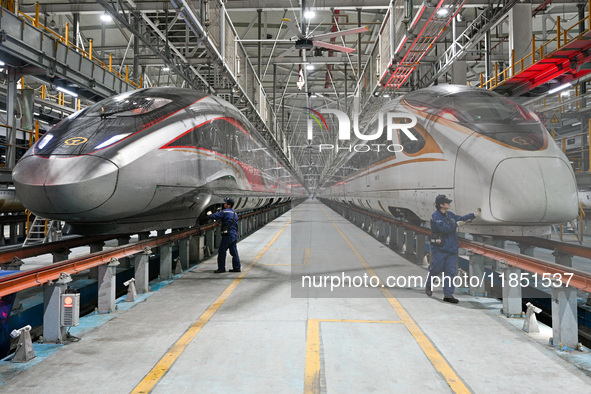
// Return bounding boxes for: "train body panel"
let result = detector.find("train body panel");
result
[319,85,578,235]
[12,88,303,234]
[0,188,24,213]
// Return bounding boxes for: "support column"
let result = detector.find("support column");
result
[6,68,17,168]
[179,238,190,269]
[160,242,173,280]
[52,248,71,263]
[88,242,105,279]
[388,224,397,249]
[214,227,222,250]
[138,232,150,241]
[135,247,151,294]
[468,237,486,297]
[518,243,535,257]
[509,4,533,67]
[416,234,427,266]
[98,258,119,313]
[9,224,17,244]
[501,266,522,317]
[189,236,205,262]
[117,236,131,268]
[405,230,416,256]
[551,286,579,350]
[396,227,405,252]
[553,250,573,267]
[205,229,215,257]
[451,19,467,85]
[43,273,72,343]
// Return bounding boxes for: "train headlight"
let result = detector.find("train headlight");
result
[37,134,53,149]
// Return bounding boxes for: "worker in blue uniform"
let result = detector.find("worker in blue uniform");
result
[207,198,241,273]
[425,194,480,303]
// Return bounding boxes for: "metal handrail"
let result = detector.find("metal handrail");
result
[0,202,292,297]
[12,4,141,89]
[325,200,591,293]
[479,0,591,90]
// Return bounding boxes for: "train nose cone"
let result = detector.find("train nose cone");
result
[13,155,119,216]
[490,157,577,223]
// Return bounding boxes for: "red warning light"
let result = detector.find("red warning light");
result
[63,296,74,307]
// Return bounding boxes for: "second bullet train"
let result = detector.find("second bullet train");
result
[12,88,304,234]
[318,84,578,236]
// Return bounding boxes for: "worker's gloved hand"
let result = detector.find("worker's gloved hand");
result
[474,208,482,217]
[457,221,466,227]
[206,211,212,216]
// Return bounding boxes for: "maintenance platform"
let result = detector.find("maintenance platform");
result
[1,200,590,393]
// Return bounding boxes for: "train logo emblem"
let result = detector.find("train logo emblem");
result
[512,136,534,146]
[64,137,88,146]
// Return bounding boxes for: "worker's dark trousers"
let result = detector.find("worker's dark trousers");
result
[426,251,457,296]
[217,235,240,271]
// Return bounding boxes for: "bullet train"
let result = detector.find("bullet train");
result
[318,84,578,236]
[12,87,304,234]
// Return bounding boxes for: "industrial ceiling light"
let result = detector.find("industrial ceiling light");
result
[162,66,170,72]
[56,86,78,97]
[436,8,449,17]
[549,82,571,94]
[306,64,314,70]
[304,10,315,19]
[101,12,112,22]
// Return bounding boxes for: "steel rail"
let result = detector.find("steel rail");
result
[323,200,591,292]
[460,240,591,292]
[0,202,292,298]
[502,235,591,260]
[0,234,123,265]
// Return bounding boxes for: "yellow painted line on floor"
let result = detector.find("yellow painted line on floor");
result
[132,218,292,394]
[305,319,404,393]
[304,319,321,393]
[319,206,470,394]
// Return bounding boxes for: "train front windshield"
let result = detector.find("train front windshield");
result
[33,89,206,157]
[405,90,547,151]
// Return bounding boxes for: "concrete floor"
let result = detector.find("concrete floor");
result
[1,199,590,393]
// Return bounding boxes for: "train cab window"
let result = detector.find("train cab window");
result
[405,90,547,151]
[398,128,426,154]
[86,97,172,118]
[33,88,206,157]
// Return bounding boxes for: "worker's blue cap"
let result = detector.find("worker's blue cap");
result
[224,197,235,207]
[435,194,452,205]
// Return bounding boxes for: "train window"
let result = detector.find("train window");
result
[33,89,207,157]
[86,97,172,118]
[398,128,426,154]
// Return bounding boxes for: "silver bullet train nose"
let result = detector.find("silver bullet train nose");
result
[489,157,578,223]
[13,155,119,217]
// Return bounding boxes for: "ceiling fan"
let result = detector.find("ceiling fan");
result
[277,16,369,58]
